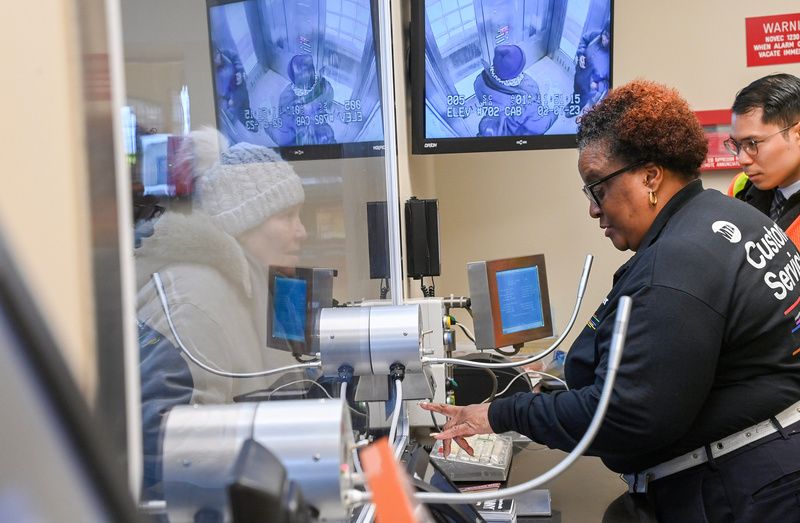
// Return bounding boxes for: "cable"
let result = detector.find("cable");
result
[455,322,475,343]
[493,345,521,356]
[422,254,593,370]
[480,367,498,403]
[153,273,321,378]
[336,376,369,419]
[532,370,568,390]
[479,370,569,404]
[481,371,529,403]
[415,295,632,505]
[267,379,332,401]
[293,352,318,363]
[388,378,403,446]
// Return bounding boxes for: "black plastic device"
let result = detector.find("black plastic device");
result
[404,197,441,279]
[367,201,390,280]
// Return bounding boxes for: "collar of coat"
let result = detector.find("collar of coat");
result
[135,211,254,297]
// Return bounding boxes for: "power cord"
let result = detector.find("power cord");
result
[447,315,476,343]
[493,344,522,357]
[419,276,436,297]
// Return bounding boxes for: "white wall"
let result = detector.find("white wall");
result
[402,0,800,348]
[0,0,96,396]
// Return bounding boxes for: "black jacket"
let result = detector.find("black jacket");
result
[488,180,800,473]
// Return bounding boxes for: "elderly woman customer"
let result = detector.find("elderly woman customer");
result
[136,132,308,497]
[423,80,800,521]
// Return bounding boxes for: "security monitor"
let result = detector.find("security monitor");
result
[468,254,553,350]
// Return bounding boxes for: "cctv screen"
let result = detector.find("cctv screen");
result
[496,266,544,335]
[421,0,612,140]
[207,0,384,155]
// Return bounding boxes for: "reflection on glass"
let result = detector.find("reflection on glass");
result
[135,129,311,498]
[122,0,391,504]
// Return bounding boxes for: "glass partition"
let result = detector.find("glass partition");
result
[120,0,396,502]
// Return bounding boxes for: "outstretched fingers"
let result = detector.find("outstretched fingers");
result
[418,401,456,416]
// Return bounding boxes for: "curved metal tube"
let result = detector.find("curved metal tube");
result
[422,254,593,370]
[415,295,631,504]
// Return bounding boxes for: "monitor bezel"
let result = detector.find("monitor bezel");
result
[205,0,386,161]
[486,254,553,347]
[410,0,615,155]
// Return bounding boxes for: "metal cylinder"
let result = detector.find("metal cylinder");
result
[162,399,353,522]
[368,304,423,374]
[162,403,257,523]
[319,304,423,377]
[319,307,372,376]
[252,399,354,520]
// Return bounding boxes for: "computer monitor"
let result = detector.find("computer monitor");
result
[267,266,336,356]
[206,0,385,160]
[467,254,553,350]
[411,0,614,155]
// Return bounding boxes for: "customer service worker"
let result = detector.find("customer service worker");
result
[423,80,800,522]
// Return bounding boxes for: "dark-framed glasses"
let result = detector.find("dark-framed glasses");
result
[723,122,798,157]
[581,160,647,208]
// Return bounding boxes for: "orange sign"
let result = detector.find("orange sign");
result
[360,438,420,523]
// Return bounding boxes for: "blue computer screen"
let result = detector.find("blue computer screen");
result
[496,266,544,335]
[272,275,307,342]
[207,0,384,155]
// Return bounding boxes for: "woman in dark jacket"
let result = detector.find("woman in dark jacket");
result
[423,80,800,521]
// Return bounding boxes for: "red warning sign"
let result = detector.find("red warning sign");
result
[746,13,800,67]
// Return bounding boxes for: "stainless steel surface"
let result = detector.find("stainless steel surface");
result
[405,298,447,427]
[252,399,354,520]
[376,0,404,306]
[320,307,373,376]
[368,304,422,374]
[356,374,391,402]
[399,370,434,400]
[320,305,423,377]
[162,399,354,521]
[162,403,257,523]
[467,261,494,350]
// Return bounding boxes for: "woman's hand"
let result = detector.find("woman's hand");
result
[418,402,493,457]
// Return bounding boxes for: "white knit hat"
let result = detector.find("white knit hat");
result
[197,142,304,237]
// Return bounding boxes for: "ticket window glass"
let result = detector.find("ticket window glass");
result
[120,0,396,503]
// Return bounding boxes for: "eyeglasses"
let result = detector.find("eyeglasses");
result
[581,160,647,208]
[723,122,798,157]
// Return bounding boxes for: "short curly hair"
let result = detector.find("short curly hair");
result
[576,79,707,178]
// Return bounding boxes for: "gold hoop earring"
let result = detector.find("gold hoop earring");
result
[649,190,658,206]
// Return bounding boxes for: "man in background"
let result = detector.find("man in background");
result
[726,73,800,245]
